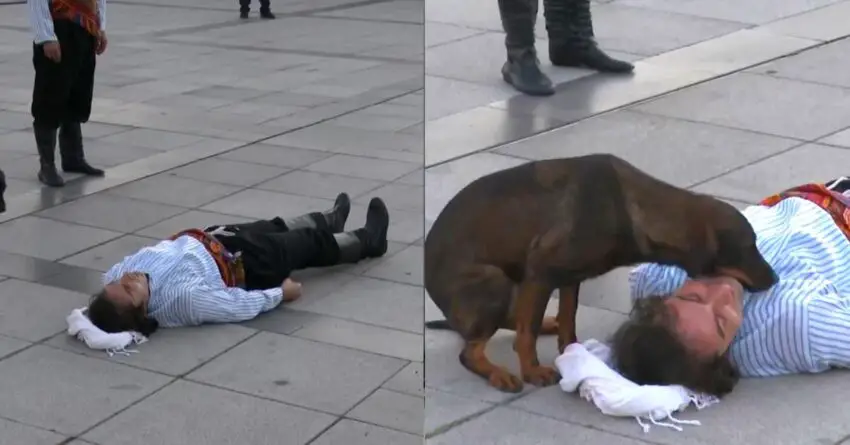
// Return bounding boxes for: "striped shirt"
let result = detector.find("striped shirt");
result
[630,197,850,377]
[27,0,107,44]
[102,235,283,328]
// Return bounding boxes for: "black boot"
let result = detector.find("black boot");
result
[0,169,6,214]
[284,193,351,232]
[59,121,104,177]
[545,0,633,73]
[332,197,389,263]
[33,125,65,187]
[499,0,554,96]
[239,0,250,18]
[259,1,275,18]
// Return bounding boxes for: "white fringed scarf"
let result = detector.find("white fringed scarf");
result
[556,339,720,433]
[66,307,148,357]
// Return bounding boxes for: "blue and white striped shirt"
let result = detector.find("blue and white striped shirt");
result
[103,236,283,328]
[630,197,850,377]
[27,0,107,44]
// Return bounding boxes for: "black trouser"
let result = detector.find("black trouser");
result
[498,0,538,52]
[31,19,96,129]
[209,217,339,291]
[239,0,271,11]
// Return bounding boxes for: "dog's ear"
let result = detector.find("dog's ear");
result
[136,315,159,337]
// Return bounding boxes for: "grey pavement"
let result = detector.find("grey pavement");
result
[0,0,423,444]
[425,1,850,445]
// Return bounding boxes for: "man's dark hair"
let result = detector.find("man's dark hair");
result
[87,289,159,336]
[610,295,739,398]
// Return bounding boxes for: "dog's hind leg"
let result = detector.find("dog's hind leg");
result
[452,264,525,393]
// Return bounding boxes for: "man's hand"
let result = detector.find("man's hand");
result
[282,278,302,302]
[96,32,108,55]
[42,41,61,62]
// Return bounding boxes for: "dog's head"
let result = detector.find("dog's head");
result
[692,199,778,292]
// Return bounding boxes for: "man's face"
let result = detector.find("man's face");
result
[102,272,151,313]
[664,277,744,357]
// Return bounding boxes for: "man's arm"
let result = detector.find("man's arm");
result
[192,285,283,324]
[628,263,688,301]
[27,0,56,44]
[97,0,106,31]
[807,280,850,370]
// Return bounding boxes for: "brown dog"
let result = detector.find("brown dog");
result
[424,154,777,393]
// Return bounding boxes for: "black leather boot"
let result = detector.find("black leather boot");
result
[260,0,275,19]
[59,121,104,176]
[33,125,65,187]
[0,169,6,213]
[283,193,351,232]
[239,0,249,18]
[332,197,389,263]
[499,0,554,96]
[545,0,633,73]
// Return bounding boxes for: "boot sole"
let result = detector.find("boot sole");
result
[365,198,390,257]
[551,59,634,73]
[332,193,351,232]
[501,71,555,97]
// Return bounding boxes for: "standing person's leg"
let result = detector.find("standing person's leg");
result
[499,0,553,96]
[239,0,250,18]
[31,21,78,187]
[544,0,632,73]
[204,193,351,235]
[259,0,275,19]
[60,26,103,177]
[217,198,390,291]
[0,168,6,213]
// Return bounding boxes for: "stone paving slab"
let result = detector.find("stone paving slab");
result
[424,23,850,445]
[424,0,850,167]
[0,0,423,443]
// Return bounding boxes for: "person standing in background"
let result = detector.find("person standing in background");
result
[499,0,634,96]
[27,0,107,188]
[239,0,275,19]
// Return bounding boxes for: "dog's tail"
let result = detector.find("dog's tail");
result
[424,319,453,330]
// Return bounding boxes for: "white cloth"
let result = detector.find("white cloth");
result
[66,307,147,357]
[555,339,719,433]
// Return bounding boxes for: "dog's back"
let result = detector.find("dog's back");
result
[425,155,625,289]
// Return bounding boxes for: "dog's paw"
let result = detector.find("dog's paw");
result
[488,367,524,393]
[522,365,561,387]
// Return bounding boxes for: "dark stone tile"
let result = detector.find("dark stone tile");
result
[0,250,69,283]
[425,105,565,166]
[37,265,105,296]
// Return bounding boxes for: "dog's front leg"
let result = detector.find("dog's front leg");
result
[513,280,560,387]
[557,284,580,353]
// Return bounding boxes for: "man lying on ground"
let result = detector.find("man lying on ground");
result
[86,192,388,335]
[611,177,850,397]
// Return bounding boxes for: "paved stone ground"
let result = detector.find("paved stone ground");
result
[425,1,850,444]
[0,0,423,444]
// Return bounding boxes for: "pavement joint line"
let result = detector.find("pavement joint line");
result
[423,386,531,438]
[60,329,266,443]
[0,85,422,223]
[0,414,61,439]
[424,33,850,170]
[152,37,422,65]
[504,398,667,445]
[110,0,405,16]
[683,141,818,191]
[305,350,421,443]
[624,107,814,144]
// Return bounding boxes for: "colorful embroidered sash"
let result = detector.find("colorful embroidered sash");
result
[760,182,850,242]
[169,229,247,288]
[51,0,101,38]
